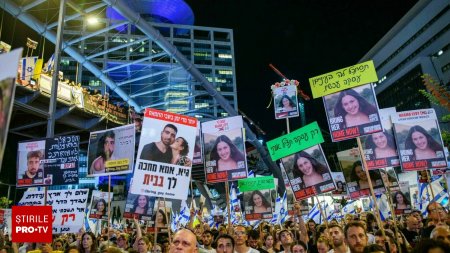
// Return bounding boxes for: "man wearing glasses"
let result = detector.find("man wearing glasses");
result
[233,225,259,253]
[422,202,448,238]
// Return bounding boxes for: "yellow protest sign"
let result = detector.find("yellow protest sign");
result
[309,60,378,98]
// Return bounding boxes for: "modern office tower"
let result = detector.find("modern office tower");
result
[59,0,238,119]
[360,0,449,117]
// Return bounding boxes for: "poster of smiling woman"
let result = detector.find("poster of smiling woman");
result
[273,85,299,119]
[323,83,382,142]
[392,109,446,171]
[281,144,335,200]
[361,107,400,170]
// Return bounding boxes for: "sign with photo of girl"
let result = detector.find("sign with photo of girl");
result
[337,149,386,199]
[361,107,400,169]
[89,190,113,220]
[202,116,248,183]
[122,192,156,221]
[392,181,412,215]
[323,83,383,142]
[273,84,299,119]
[392,109,447,171]
[281,144,335,200]
[331,172,348,196]
[243,189,273,220]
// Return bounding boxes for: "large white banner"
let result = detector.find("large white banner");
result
[18,189,89,234]
[131,109,198,200]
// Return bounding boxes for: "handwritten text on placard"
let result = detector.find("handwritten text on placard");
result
[266,122,324,161]
[238,176,275,192]
[309,60,378,98]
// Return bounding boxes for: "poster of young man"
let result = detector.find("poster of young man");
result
[87,124,135,176]
[331,172,348,196]
[281,144,335,200]
[361,107,400,169]
[201,116,247,183]
[337,149,385,199]
[323,83,383,142]
[89,190,113,220]
[392,109,447,171]
[16,136,80,187]
[0,49,22,170]
[131,108,198,200]
[123,192,156,221]
[243,189,273,220]
[273,85,299,120]
[393,181,412,215]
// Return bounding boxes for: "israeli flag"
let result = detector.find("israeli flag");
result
[376,194,391,221]
[270,193,281,224]
[43,53,55,73]
[308,203,321,224]
[342,200,357,215]
[170,210,178,231]
[177,200,190,226]
[21,56,38,81]
[280,191,289,224]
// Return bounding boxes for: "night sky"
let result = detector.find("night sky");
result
[185,0,418,140]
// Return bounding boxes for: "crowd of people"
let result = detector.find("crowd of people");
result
[1,201,449,253]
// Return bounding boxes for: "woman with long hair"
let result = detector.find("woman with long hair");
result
[210,135,245,171]
[262,234,275,253]
[152,209,168,228]
[365,130,398,159]
[292,151,329,188]
[404,125,442,160]
[170,137,189,165]
[334,88,378,128]
[78,232,97,253]
[278,95,296,112]
[393,191,410,210]
[248,190,272,213]
[350,161,376,190]
[94,198,107,217]
[131,195,149,215]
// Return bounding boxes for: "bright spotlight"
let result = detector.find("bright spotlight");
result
[87,17,99,25]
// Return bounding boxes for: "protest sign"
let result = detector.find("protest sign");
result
[247,146,270,173]
[238,176,275,192]
[131,108,198,200]
[323,83,382,142]
[281,145,335,200]
[16,136,80,187]
[393,181,412,215]
[123,192,156,221]
[87,124,135,176]
[0,209,11,235]
[266,121,324,161]
[273,85,299,119]
[202,116,247,183]
[0,48,23,172]
[392,109,447,171]
[309,60,378,98]
[360,108,400,169]
[89,190,113,220]
[337,149,386,199]
[243,189,273,220]
[192,126,203,165]
[147,201,171,233]
[331,172,348,196]
[18,189,89,234]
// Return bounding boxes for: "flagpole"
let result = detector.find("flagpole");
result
[225,181,232,234]
[163,197,171,242]
[108,176,111,230]
[381,168,402,253]
[314,196,328,228]
[155,198,160,248]
[356,137,384,234]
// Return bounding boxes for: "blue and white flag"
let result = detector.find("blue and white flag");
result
[177,200,190,226]
[308,203,321,224]
[170,210,178,231]
[280,191,289,224]
[342,200,357,215]
[270,193,281,224]
[20,56,38,81]
[43,53,55,73]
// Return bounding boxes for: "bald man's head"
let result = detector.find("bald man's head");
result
[430,226,450,246]
[406,216,419,232]
[170,229,198,253]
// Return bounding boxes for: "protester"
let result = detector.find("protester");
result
[344,221,368,253]
[215,234,234,253]
[233,225,259,253]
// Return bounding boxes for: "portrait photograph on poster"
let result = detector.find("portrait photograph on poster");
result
[16,136,80,187]
[123,193,156,221]
[331,172,348,196]
[87,124,135,176]
[379,167,399,191]
[203,128,247,183]
[192,126,203,165]
[131,109,197,200]
[281,144,335,200]
[393,181,412,215]
[273,85,299,120]
[323,83,382,142]
[243,189,273,220]
[392,109,446,171]
[361,107,400,169]
[89,191,113,220]
[337,149,385,199]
